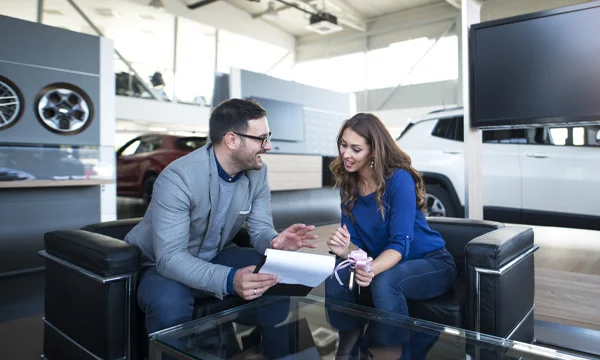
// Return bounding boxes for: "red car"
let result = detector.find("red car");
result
[116,134,207,204]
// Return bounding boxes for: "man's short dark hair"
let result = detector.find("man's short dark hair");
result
[209,98,267,144]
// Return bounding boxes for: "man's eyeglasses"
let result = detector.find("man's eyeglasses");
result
[234,132,272,148]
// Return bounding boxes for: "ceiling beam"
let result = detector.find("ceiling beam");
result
[444,0,461,9]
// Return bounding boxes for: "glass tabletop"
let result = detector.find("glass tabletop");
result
[149,295,593,360]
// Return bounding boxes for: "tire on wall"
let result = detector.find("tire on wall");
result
[425,184,456,218]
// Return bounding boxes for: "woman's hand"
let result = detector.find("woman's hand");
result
[355,266,375,287]
[327,224,351,258]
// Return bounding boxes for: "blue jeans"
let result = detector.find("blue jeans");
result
[326,247,457,359]
[138,246,267,334]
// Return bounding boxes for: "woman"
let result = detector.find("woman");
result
[325,113,457,359]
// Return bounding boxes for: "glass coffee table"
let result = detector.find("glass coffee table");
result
[149,295,594,360]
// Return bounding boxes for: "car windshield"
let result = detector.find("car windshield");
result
[175,137,207,150]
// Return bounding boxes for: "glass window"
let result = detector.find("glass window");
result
[431,117,464,142]
[549,128,568,145]
[293,52,366,93]
[217,30,289,76]
[405,36,459,86]
[366,36,458,90]
[573,127,585,146]
[176,137,207,150]
[120,140,141,156]
[484,129,527,144]
[136,137,163,154]
[547,125,600,147]
[174,18,216,104]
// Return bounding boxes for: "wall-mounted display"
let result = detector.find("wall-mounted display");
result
[469,2,600,128]
[34,82,94,135]
[0,75,24,131]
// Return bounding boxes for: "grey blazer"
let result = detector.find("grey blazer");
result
[124,144,278,299]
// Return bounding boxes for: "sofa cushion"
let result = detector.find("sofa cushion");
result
[407,274,466,328]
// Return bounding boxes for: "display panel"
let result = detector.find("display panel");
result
[0,144,113,181]
[248,96,305,142]
[470,2,600,127]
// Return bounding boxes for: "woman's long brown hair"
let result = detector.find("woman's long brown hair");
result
[330,113,428,222]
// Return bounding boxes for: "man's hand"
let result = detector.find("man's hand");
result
[271,223,318,251]
[233,266,279,300]
[327,224,351,258]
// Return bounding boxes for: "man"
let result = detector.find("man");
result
[125,98,318,334]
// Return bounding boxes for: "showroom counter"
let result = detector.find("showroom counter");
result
[0,179,113,189]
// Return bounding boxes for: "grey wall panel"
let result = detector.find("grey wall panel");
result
[0,187,101,275]
[0,61,100,146]
[0,15,100,75]
[304,110,346,156]
[238,70,350,155]
[239,70,351,114]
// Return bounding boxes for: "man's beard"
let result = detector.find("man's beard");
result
[233,147,264,171]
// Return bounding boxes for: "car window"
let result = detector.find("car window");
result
[175,137,207,150]
[523,127,549,145]
[547,125,600,147]
[135,137,163,154]
[483,129,527,144]
[120,140,141,156]
[431,117,464,142]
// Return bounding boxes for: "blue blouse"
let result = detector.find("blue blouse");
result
[342,169,446,260]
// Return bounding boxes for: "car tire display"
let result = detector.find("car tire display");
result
[0,75,25,131]
[425,184,456,217]
[34,82,94,135]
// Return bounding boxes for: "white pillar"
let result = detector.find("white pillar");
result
[99,37,117,222]
[461,0,486,219]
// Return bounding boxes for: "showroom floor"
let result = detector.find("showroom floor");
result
[1,197,599,359]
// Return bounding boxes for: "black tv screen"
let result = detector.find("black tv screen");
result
[469,2,600,127]
[248,96,305,142]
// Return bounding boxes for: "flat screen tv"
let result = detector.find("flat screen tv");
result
[248,96,305,142]
[469,1,600,128]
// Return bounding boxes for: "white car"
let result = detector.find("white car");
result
[396,107,600,231]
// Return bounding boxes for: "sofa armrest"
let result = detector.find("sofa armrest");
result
[82,217,142,240]
[465,226,537,342]
[44,230,141,277]
[466,226,535,271]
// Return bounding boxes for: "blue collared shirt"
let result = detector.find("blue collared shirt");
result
[214,155,243,295]
[343,169,446,260]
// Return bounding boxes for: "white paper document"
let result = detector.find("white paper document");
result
[258,249,336,287]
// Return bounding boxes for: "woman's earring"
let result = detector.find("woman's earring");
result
[370,159,374,168]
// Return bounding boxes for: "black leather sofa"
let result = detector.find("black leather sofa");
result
[39,187,537,360]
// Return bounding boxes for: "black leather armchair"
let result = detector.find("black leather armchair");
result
[410,217,537,342]
[39,188,537,360]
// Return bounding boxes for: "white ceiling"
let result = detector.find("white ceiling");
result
[183,0,446,36]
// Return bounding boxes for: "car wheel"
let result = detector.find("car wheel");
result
[425,185,456,217]
[142,174,157,206]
